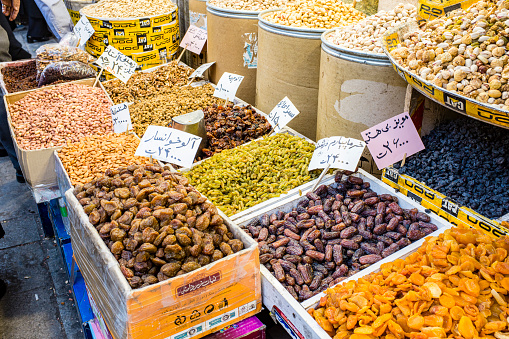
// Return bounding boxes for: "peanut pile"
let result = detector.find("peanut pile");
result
[8,83,112,150]
[58,133,155,186]
[311,226,509,338]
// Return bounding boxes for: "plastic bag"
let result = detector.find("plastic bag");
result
[38,61,97,87]
[36,43,95,79]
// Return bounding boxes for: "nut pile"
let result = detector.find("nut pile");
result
[184,133,320,217]
[311,226,509,338]
[263,0,366,30]
[82,0,176,18]
[103,61,193,104]
[1,60,38,92]
[201,104,271,159]
[36,45,94,77]
[394,117,509,219]
[130,83,222,137]
[242,171,437,302]
[59,133,155,186]
[390,0,509,110]
[8,83,112,150]
[75,164,244,289]
[326,4,417,54]
[209,0,292,11]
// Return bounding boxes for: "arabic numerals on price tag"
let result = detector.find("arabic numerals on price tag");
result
[135,126,202,168]
[361,112,425,170]
[180,24,207,54]
[74,16,95,46]
[96,46,137,83]
[213,72,244,101]
[110,103,132,133]
[189,62,215,79]
[308,136,366,172]
[267,96,300,132]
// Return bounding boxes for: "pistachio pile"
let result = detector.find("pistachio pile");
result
[390,0,509,110]
[326,3,417,54]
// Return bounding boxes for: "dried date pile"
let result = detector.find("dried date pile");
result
[201,104,271,159]
[74,164,244,289]
[242,171,438,302]
[1,60,38,92]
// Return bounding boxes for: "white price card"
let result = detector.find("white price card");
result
[110,103,132,133]
[361,112,425,170]
[95,45,137,83]
[180,24,208,54]
[267,96,300,133]
[135,126,202,168]
[308,136,366,171]
[189,62,215,79]
[213,72,244,101]
[74,16,94,46]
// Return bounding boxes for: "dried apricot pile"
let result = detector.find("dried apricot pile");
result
[310,226,509,338]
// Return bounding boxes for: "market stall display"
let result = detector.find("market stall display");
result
[383,0,509,129]
[201,103,271,159]
[130,83,222,137]
[256,0,365,140]
[184,133,320,217]
[65,164,261,339]
[189,0,208,69]
[102,61,193,104]
[4,79,112,187]
[310,225,509,337]
[81,0,180,74]
[242,170,438,302]
[58,133,155,186]
[316,3,415,175]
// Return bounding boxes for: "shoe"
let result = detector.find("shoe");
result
[27,36,50,43]
[0,279,6,301]
[16,171,25,184]
[0,149,7,157]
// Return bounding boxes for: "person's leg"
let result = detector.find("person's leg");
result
[0,14,31,60]
[21,0,51,42]
[0,92,24,182]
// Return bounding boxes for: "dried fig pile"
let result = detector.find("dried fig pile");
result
[242,171,438,302]
[74,164,244,289]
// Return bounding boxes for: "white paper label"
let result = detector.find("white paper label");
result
[213,72,244,101]
[95,45,137,83]
[308,136,366,171]
[135,126,201,168]
[189,62,215,79]
[267,96,300,133]
[74,16,94,46]
[110,103,132,133]
[180,24,207,55]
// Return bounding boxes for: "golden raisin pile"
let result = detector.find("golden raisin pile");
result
[310,226,509,338]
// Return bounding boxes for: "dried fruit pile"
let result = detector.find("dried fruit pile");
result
[201,104,271,159]
[310,226,509,338]
[1,60,38,92]
[75,164,244,289]
[242,171,437,302]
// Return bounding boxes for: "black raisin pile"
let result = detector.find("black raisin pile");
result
[394,118,509,219]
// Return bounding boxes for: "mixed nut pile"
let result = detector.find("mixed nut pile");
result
[185,133,320,217]
[311,226,509,337]
[201,104,271,159]
[82,0,176,18]
[209,0,293,11]
[263,0,366,29]
[390,0,509,110]
[75,164,244,289]
[242,171,437,302]
[326,3,417,54]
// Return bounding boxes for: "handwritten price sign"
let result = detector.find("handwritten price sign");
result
[110,103,132,133]
[268,96,299,133]
[95,45,137,83]
[361,112,425,169]
[189,62,215,79]
[308,136,366,171]
[74,16,94,46]
[135,126,202,168]
[180,24,207,55]
[213,72,244,101]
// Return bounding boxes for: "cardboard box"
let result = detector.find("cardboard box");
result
[65,186,262,339]
[203,316,265,339]
[3,79,111,188]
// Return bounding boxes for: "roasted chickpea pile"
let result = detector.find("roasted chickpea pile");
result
[310,226,509,338]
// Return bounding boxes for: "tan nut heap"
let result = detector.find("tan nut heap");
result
[209,0,294,11]
[81,0,176,18]
[390,0,509,110]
